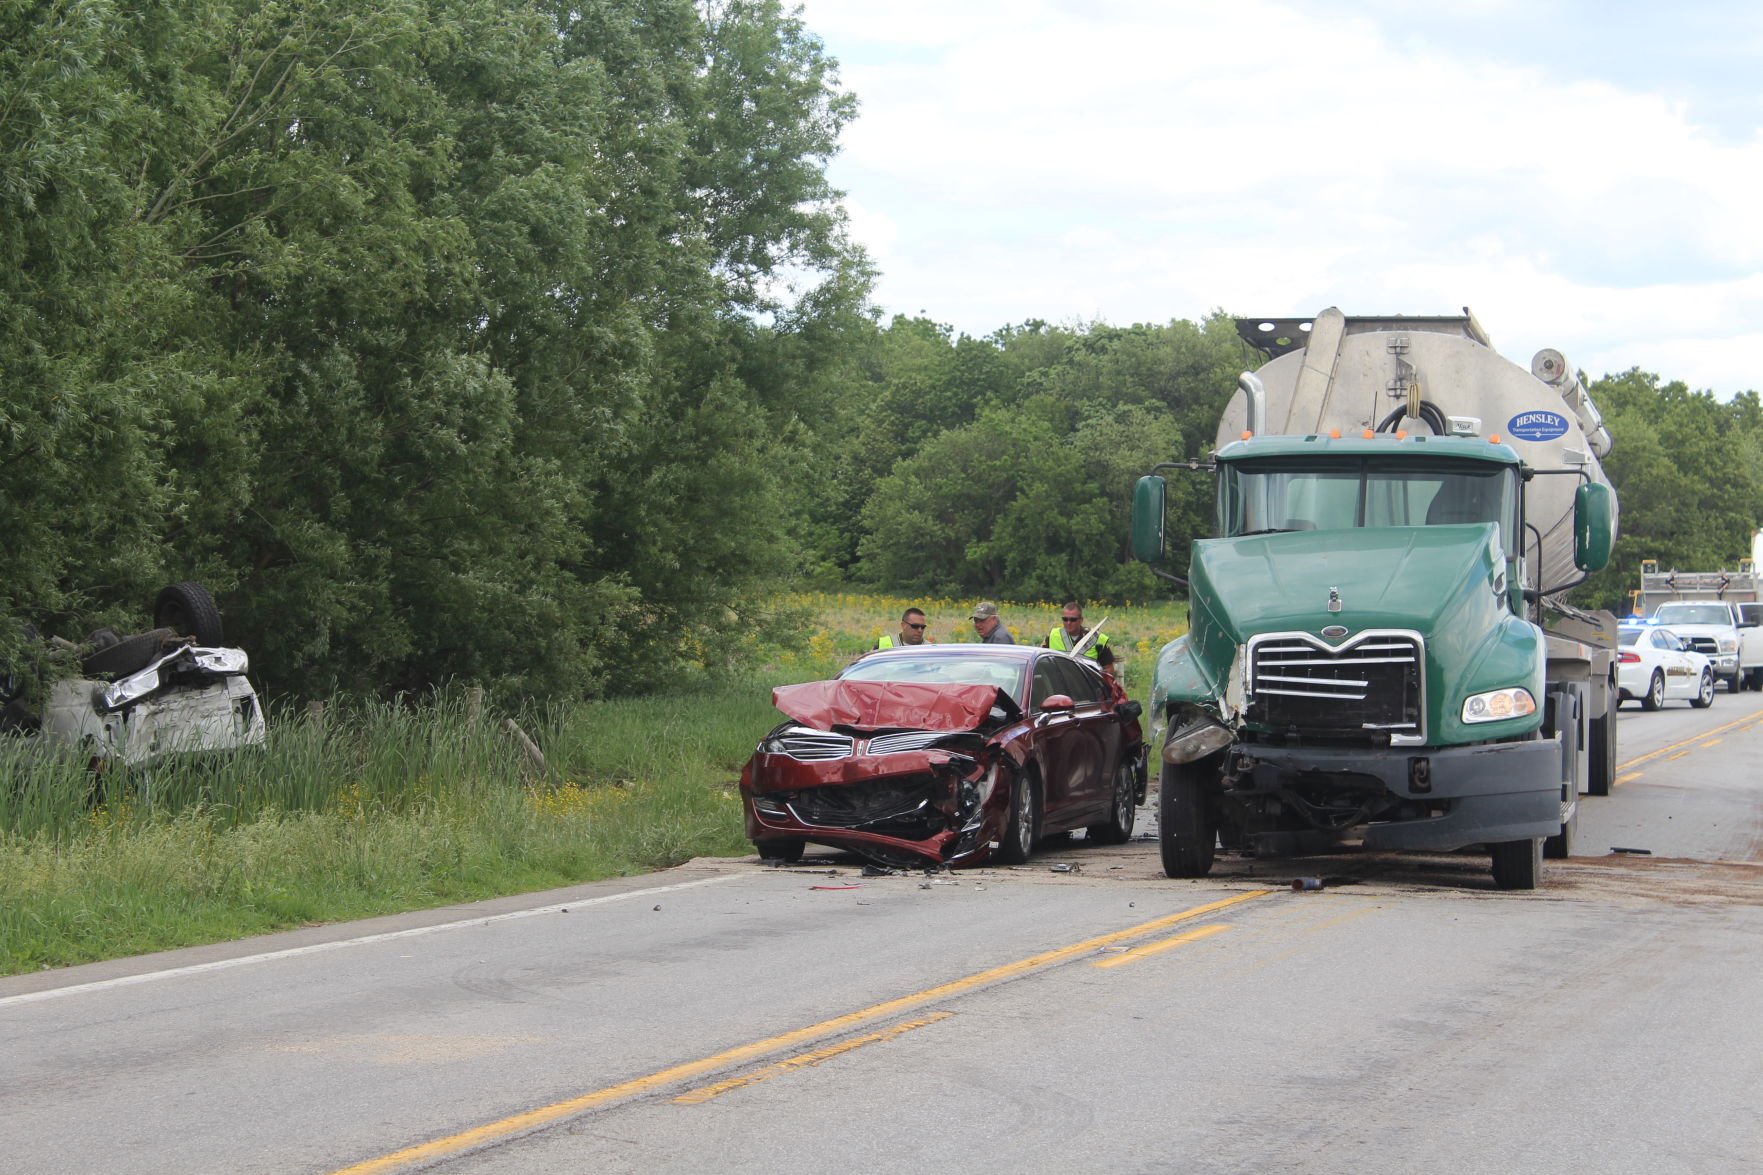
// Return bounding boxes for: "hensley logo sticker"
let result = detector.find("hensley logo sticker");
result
[1506,410,1569,442]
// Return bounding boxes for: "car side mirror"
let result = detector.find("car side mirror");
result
[1114,700,1142,722]
[1039,694,1074,713]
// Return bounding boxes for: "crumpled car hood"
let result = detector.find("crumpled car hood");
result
[771,680,1021,732]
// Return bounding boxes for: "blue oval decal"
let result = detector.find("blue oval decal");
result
[1506,410,1569,442]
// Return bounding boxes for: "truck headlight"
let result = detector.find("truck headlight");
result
[1717,638,1737,654]
[1462,688,1537,724]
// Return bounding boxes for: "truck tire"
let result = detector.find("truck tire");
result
[1691,670,1715,708]
[1724,672,1743,694]
[1544,802,1576,859]
[1586,711,1616,797]
[1159,759,1217,878]
[153,581,225,647]
[1086,757,1137,844]
[1490,838,1542,890]
[1639,670,1665,712]
[1750,668,1763,692]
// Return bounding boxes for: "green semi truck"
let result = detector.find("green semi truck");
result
[1131,308,1620,889]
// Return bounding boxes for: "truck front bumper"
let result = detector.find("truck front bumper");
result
[1227,736,1563,852]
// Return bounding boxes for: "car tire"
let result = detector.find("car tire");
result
[1691,669,1715,708]
[80,628,177,678]
[754,838,805,863]
[1086,757,1137,845]
[995,770,1039,865]
[1640,670,1665,712]
[1490,837,1542,890]
[153,581,225,647]
[1159,759,1217,879]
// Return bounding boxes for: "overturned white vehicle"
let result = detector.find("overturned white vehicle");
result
[9,582,265,766]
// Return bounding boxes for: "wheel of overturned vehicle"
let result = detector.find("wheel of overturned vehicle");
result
[753,838,805,863]
[86,628,121,653]
[1086,757,1137,845]
[1639,670,1665,712]
[79,628,177,678]
[995,771,1039,865]
[1692,670,1715,709]
[1159,759,1217,879]
[1489,837,1542,890]
[153,581,225,647]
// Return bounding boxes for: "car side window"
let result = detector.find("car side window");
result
[1050,657,1102,705]
[1031,661,1062,709]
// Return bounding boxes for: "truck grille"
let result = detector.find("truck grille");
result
[1683,636,1720,658]
[1248,630,1424,740]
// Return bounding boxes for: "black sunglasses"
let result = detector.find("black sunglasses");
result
[1062,615,1084,623]
[905,622,927,630]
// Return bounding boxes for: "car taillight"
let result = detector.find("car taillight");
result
[1618,651,1640,663]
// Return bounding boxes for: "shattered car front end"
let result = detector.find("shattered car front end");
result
[41,642,266,766]
[740,680,1027,868]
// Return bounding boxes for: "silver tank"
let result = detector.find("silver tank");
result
[1217,307,1617,594]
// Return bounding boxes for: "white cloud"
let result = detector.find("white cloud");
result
[804,0,1763,395]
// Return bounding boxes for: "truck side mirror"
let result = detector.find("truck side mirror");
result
[1573,482,1614,572]
[1131,475,1166,563]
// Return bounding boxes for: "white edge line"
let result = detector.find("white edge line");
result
[1,873,743,1009]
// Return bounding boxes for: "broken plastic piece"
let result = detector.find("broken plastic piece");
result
[810,884,863,891]
[1048,863,1080,873]
[1610,846,1652,855]
[1290,877,1323,891]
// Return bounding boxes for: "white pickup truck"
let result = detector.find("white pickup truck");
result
[1645,599,1763,692]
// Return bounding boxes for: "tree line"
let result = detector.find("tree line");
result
[4,0,1759,703]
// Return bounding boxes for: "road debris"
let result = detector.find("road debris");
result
[810,884,863,891]
[1611,846,1653,855]
[1290,877,1323,891]
[1048,863,1081,874]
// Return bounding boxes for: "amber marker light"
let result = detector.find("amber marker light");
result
[1396,429,1408,439]
[1489,434,1501,444]
[1362,428,1374,439]
[1329,428,1341,439]
[1242,430,1253,440]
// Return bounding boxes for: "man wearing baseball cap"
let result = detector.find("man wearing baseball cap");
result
[971,601,1015,644]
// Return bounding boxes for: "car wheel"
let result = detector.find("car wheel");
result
[753,838,804,863]
[1640,670,1665,712]
[1159,759,1217,879]
[153,581,225,647]
[1691,669,1715,708]
[79,627,177,678]
[1490,837,1542,890]
[995,770,1039,865]
[1086,757,1137,845]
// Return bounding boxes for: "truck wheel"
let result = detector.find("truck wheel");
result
[1490,838,1542,890]
[1639,671,1665,712]
[153,581,225,647]
[753,838,804,863]
[1586,711,1616,797]
[1750,668,1763,692]
[1159,760,1217,878]
[1086,757,1137,845]
[1544,802,1576,859]
[1691,670,1715,709]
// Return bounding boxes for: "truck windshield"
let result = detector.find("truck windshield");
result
[1219,457,1518,557]
[1653,603,1731,626]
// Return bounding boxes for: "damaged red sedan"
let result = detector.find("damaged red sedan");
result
[740,645,1146,868]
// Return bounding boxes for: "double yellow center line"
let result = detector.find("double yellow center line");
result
[1614,709,1763,785]
[331,889,1269,1173]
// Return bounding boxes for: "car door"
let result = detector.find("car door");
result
[1047,655,1117,823]
[1654,628,1694,698]
[1029,656,1085,824]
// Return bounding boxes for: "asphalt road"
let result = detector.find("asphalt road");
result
[4,690,1761,1175]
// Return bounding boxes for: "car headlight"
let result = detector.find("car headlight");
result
[1462,687,1537,724]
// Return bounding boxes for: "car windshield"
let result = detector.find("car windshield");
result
[1219,456,1518,558]
[1653,604,1730,626]
[840,653,1026,705]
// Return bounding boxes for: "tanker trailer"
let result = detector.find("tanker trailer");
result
[1130,308,1619,889]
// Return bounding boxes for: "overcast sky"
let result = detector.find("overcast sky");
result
[795,0,1763,398]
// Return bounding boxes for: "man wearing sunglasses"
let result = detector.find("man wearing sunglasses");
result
[1044,602,1117,683]
[873,607,932,650]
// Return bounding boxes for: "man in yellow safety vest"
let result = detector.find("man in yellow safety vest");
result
[1043,601,1116,682]
[873,607,931,650]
